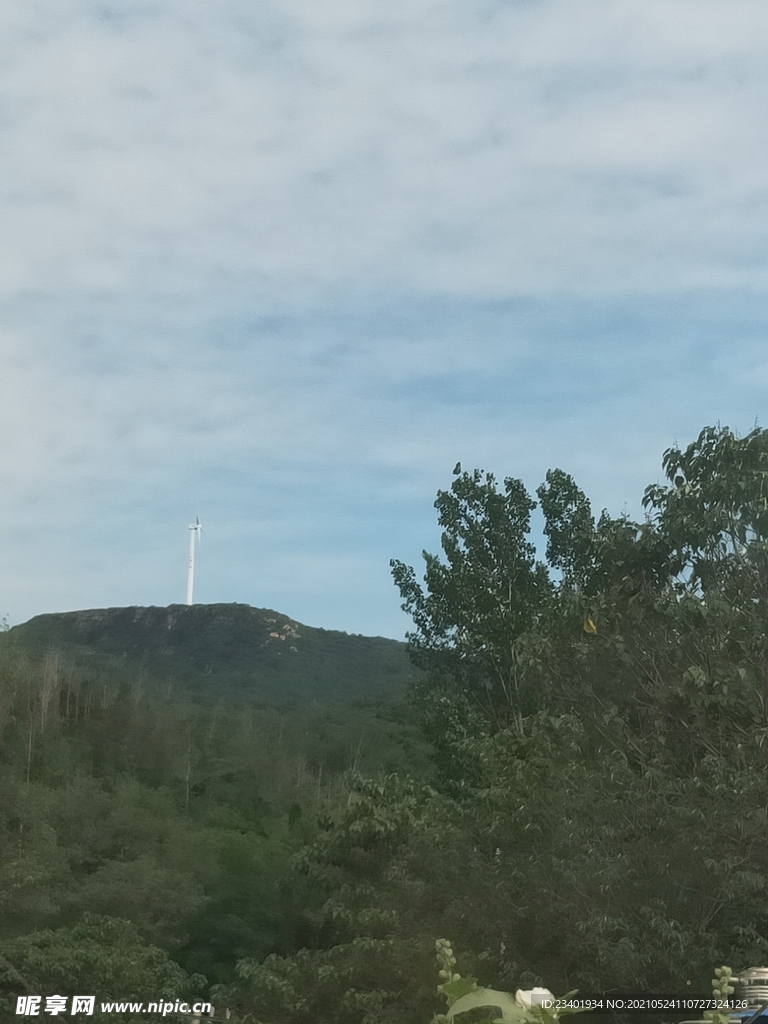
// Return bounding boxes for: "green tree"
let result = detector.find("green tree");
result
[643,424,768,594]
[641,425,768,758]
[390,466,551,731]
[0,914,204,1023]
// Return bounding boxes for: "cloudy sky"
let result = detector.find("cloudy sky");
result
[1,0,767,638]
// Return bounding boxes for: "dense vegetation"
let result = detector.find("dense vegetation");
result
[7,603,413,704]
[3,423,768,1023]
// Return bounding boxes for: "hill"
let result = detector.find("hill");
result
[3,603,417,705]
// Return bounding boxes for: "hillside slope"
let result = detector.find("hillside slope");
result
[4,603,416,704]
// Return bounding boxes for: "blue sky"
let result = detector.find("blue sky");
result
[2,0,768,638]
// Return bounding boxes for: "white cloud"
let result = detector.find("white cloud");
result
[2,0,768,300]
[1,0,767,634]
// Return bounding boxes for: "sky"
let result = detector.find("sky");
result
[1,0,768,639]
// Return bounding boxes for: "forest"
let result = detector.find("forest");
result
[2,422,768,1024]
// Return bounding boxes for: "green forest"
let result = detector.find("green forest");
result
[3,423,768,1023]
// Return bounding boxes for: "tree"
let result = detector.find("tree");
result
[390,434,768,769]
[389,464,671,748]
[0,915,204,1023]
[390,466,551,729]
[643,424,768,594]
[640,424,768,749]
[536,469,596,594]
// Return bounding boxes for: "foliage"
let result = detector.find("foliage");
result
[234,935,437,1024]
[643,425,768,591]
[0,914,203,1022]
[227,707,768,1019]
[4,423,768,1024]
[0,635,431,1010]
[431,938,584,1024]
[3,603,415,706]
[391,465,552,726]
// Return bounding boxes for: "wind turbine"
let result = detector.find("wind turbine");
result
[185,517,202,605]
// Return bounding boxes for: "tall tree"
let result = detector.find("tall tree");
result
[643,424,768,730]
[390,466,551,730]
[643,424,768,595]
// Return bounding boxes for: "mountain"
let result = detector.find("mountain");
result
[3,603,417,705]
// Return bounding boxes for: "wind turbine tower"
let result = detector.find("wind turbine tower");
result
[185,517,202,605]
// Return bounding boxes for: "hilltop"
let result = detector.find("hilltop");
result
[3,603,416,705]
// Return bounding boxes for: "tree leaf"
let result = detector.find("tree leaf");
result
[447,986,528,1022]
[439,976,479,1002]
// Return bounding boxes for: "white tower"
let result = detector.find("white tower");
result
[185,517,202,605]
